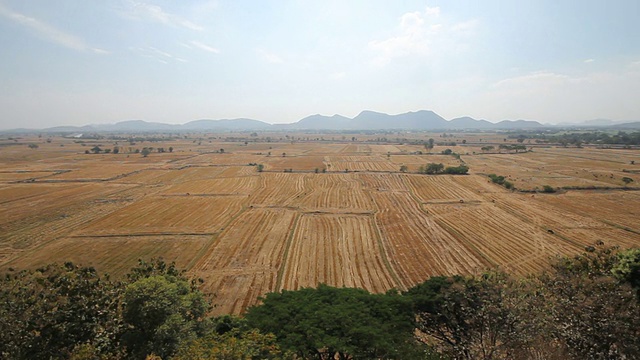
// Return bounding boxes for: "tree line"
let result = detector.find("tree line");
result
[1,246,639,359]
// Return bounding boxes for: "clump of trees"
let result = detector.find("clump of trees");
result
[488,173,514,189]
[2,246,640,359]
[418,163,469,175]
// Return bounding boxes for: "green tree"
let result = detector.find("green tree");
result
[0,263,123,359]
[400,165,408,173]
[622,177,634,185]
[424,163,445,174]
[245,284,423,359]
[175,328,286,360]
[120,259,210,359]
[443,165,469,175]
[257,164,264,172]
[141,148,151,157]
[28,143,39,149]
[91,146,102,154]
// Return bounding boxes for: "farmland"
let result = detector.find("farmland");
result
[0,132,639,314]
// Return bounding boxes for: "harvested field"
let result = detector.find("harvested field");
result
[4,235,211,278]
[1,134,639,315]
[280,214,397,292]
[75,196,246,236]
[192,208,296,314]
[250,173,308,207]
[262,155,326,171]
[297,174,375,211]
[369,189,486,288]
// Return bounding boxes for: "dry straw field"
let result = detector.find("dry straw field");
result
[1,133,639,314]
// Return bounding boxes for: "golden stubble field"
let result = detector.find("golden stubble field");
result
[1,133,639,314]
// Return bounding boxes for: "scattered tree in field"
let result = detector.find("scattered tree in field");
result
[91,146,102,154]
[425,138,435,152]
[423,163,444,174]
[622,177,634,185]
[542,185,556,193]
[113,146,119,154]
[400,165,408,173]
[443,165,469,175]
[257,164,264,172]
[481,145,495,153]
[488,174,514,190]
[219,148,224,153]
[441,149,453,155]
[28,143,39,149]
[169,146,173,153]
[141,148,151,157]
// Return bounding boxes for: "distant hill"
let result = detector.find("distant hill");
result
[4,110,554,133]
[610,121,640,129]
[183,118,271,130]
[288,114,351,130]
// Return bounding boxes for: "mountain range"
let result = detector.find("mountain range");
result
[4,110,640,132]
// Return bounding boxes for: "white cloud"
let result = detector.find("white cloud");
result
[257,49,284,64]
[122,1,204,31]
[368,6,476,67]
[0,3,107,53]
[584,58,595,63]
[189,40,220,54]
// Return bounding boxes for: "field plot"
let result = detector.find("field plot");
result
[117,167,218,184]
[427,202,569,274]
[161,175,258,195]
[0,183,136,224]
[250,173,308,207]
[75,196,246,236]
[5,235,211,278]
[303,143,349,155]
[297,174,375,211]
[325,155,397,172]
[404,175,484,203]
[262,155,325,171]
[369,188,486,288]
[465,149,639,190]
[176,153,261,166]
[46,163,148,181]
[280,214,397,292]
[369,144,402,153]
[192,208,296,314]
[534,191,640,233]
[0,171,58,182]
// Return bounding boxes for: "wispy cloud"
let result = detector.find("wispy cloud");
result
[0,3,107,53]
[122,1,203,31]
[493,71,574,89]
[189,40,220,54]
[132,46,187,64]
[257,49,284,64]
[368,6,476,67]
[584,58,595,63]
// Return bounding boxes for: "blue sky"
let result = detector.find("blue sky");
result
[1,0,639,129]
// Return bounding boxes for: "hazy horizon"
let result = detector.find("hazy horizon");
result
[1,0,639,130]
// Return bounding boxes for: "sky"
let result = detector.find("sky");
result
[0,0,639,129]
